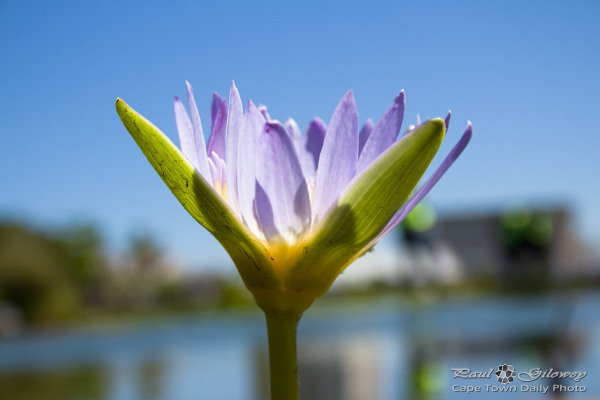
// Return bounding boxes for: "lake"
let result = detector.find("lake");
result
[1,290,599,399]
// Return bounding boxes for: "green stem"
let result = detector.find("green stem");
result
[265,311,301,400]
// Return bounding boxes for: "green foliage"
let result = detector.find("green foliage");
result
[0,223,82,324]
[0,365,108,400]
[0,219,257,328]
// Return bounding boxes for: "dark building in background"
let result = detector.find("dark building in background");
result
[434,205,594,289]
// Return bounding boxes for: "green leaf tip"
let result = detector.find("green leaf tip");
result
[115,98,280,291]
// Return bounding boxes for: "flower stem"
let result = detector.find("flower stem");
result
[265,310,301,400]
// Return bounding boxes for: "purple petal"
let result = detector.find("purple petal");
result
[285,118,303,143]
[357,91,405,173]
[238,100,266,236]
[207,93,227,162]
[211,92,224,131]
[311,91,359,222]
[358,119,374,156]
[258,104,271,121]
[225,81,243,215]
[254,121,311,243]
[208,157,218,186]
[297,149,316,183]
[186,81,211,181]
[217,154,227,190]
[286,118,314,182]
[208,152,226,193]
[304,117,327,172]
[445,110,451,130]
[375,122,472,240]
[174,97,200,170]
[254,182,277,241]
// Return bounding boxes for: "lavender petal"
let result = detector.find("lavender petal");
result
[305,117,327,172]
[238,100,266,236]
[254,182,278,242]
[287,118,315,182]
[225,81,243,215]
[174,97,199,170]
[186,81,211,181]
[311,91,359,223]
[208,157,218,187]
[357,91,405,173]
[254,121,311,243]
[211,92,224,132]
[358,119,374,156]
[285,118,303,143]
[207,93,227,162]
[258,104,271,121]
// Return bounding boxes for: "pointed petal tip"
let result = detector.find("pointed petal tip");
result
[444,111,452,130]
[174,96,186,109]
[464,121,473,138]
[455,121,473,150]
[340,90,357,107]
[395,90,406,106]
[229,81,241,99]
[185,82,195,97]
[185,82,194,99]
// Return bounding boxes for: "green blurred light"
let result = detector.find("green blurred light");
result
[501,203,533,231]
[404,202,436,232]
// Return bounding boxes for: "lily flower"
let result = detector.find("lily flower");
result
[116,81,471,313]
[116,81,471,399]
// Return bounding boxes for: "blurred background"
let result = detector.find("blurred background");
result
[1,0,599,399]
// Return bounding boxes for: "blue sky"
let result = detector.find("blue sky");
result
[1,0,599,272]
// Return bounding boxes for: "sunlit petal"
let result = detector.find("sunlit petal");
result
[357,91,405,173]
[255,122,311,244]
[311,91,358,223]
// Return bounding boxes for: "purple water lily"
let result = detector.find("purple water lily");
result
[174,81,471,252]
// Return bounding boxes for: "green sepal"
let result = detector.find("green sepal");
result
[289,118,446,297]
[115,99,279,290]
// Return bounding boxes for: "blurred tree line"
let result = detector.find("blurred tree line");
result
[0,220,252,331]
[0,221,104,326]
